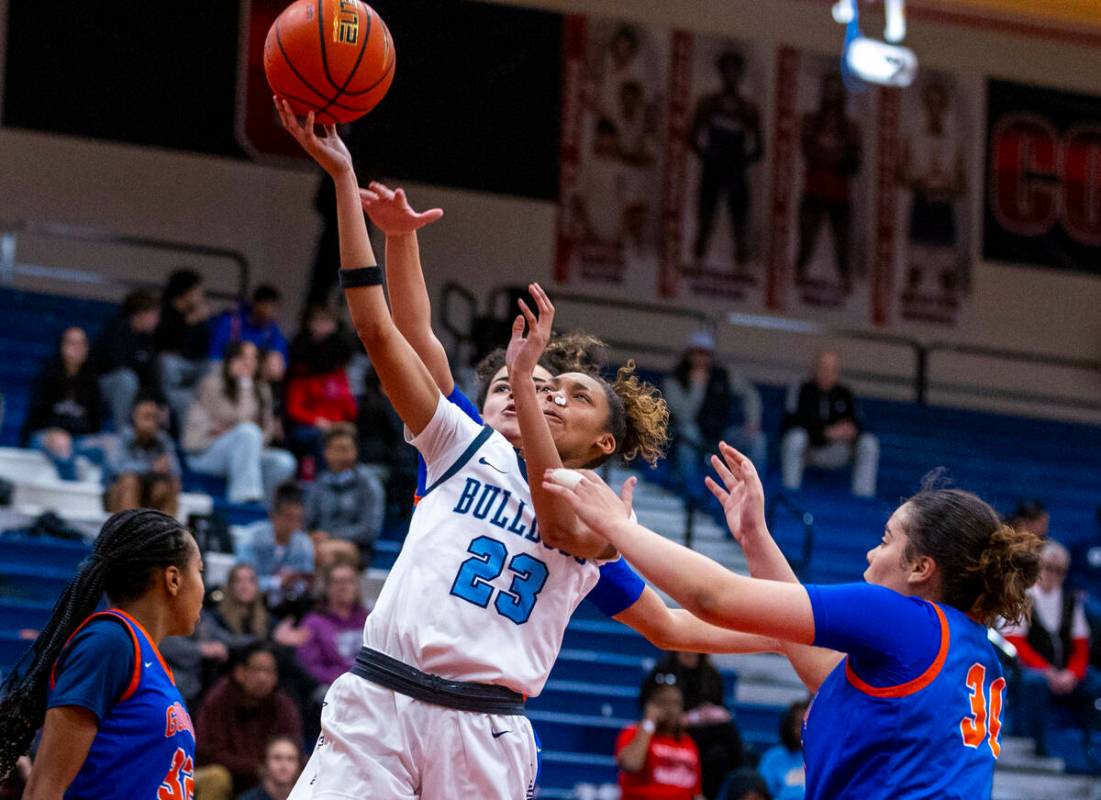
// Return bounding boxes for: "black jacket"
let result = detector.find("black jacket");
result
[20,362,104,442]
[92,315,158,386]
[785,381,863,447]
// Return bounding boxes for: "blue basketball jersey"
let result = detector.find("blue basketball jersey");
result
[50,609,196,800]
[803,600,1005,800]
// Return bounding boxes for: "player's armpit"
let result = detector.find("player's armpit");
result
[782,643,845,693]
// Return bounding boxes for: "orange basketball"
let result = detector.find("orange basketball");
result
[264,0,395,125]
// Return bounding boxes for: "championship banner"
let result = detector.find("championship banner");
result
[555,16,670,294]
[984,79,1101,276]
[877,71,979,325]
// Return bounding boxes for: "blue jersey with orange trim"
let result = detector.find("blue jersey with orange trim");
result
[803,585,1005,800]
[50,610,196,800]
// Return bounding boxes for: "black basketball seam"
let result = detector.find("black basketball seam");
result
[270,84,343,124]
[314,3,373,116]
[339,19,393,97]
[275,21,367,113]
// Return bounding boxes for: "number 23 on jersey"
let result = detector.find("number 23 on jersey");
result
[960,663,1005,757]
[450,536,550,625]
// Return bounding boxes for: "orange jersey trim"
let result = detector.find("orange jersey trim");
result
[49,610,143,702]
[110,608,176,686]
[845,603,950,698]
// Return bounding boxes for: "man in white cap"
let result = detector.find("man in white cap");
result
[664,331,766,504]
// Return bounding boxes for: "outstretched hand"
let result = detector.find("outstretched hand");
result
[360,181,444,235]
[705,442,768,548]
[274,96,354,179]
[541,469,631,538]
[505,283,555,379]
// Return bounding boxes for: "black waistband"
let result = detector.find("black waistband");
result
[350,647,526,716]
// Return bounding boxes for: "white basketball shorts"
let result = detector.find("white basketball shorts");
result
[288,672,539,800]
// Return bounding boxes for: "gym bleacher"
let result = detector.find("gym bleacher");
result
[0,285,1099,799]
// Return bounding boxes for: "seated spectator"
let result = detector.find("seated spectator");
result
[285,304,357,466]
[236,736,303,800]
[238,482,315,606]
[261,348,288,448]
[1007,499,1050,539]
[305,423,385,567]
[756,699,809,800]
[296,563,369,690]
[160,621,229,709]
[92,289,161,433]
[665,332,766,507]
[183,340,296,504]
[717,769,771,800]
[195,643,303,797]
[203,563,271,651]
[209,284,289,362]
[20,326,111,481]
[156,268,211,427]
[650,652,744,799]
[1003,540,1101,754]
[104,393,182,516]
[617,675,704,800]
[780,350,879,497]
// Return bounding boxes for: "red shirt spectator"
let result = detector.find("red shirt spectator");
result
[285,370,357,427]
[616,681,703,800]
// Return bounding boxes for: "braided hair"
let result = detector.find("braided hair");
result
[0,509,193,781]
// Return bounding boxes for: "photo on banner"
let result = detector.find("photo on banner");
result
[555,16,670,295]
[879,71,979,325]
[663,33,771,303]
[767,48,875,320]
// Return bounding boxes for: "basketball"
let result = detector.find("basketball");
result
[264,0,396,125]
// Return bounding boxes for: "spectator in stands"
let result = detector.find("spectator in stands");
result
[195,642,302,796]
[21,326,111,481]
[295,563,369,692]
[286,304,357,468]
[1007,499,1050,539]
[104,393,182,516]
[237,481,315,606]
[261,349,288,448]
[305,423,385,567]
[666,332,766,505]
[716,769,772,800]
[780,350,879,497]
[183,340,296,504]
[617,675,704,800]
[755,699,809,800]
[649,652,745,799]
[203,563,271,651]
[160,622,229,709]
[156,268,211,426]
[92,289,161,433]
[1003,540,1101,754]
[208,284,289,362]
[236,736,302,800]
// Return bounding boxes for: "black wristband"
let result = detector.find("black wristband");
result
[339,266,383,289]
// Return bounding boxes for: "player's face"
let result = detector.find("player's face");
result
[863,505,915,594]
[541,372,617,468]
[480,365,555,446]
[171,537,205,636]
[265,740,302,787]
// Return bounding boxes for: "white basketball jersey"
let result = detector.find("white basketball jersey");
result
[362,397,602,697]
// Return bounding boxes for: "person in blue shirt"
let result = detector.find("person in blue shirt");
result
[237,481,315,603]
[755,699,810,800]
[359,180,783,653]
[544,444,1044,800]
[208,285,290,363]
[0,509,205,799]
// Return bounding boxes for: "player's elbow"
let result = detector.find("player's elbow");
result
[687,586,729,629]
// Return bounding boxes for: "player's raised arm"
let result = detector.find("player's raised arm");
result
[543,469,816,644]
[275,99,440,435]
[506,284,616,560]
[614,587,780,654]
[359,183,452,393]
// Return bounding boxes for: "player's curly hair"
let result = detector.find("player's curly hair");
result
[473,331,609,408]
[0,510,194,782]
[902,473,1042,626]
[593,361,669,468]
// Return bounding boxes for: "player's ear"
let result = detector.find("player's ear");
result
[906,554,936,587]
[594,432,616,458]
[164,565,182,598]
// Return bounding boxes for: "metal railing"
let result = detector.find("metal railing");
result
[0,220,252,302]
